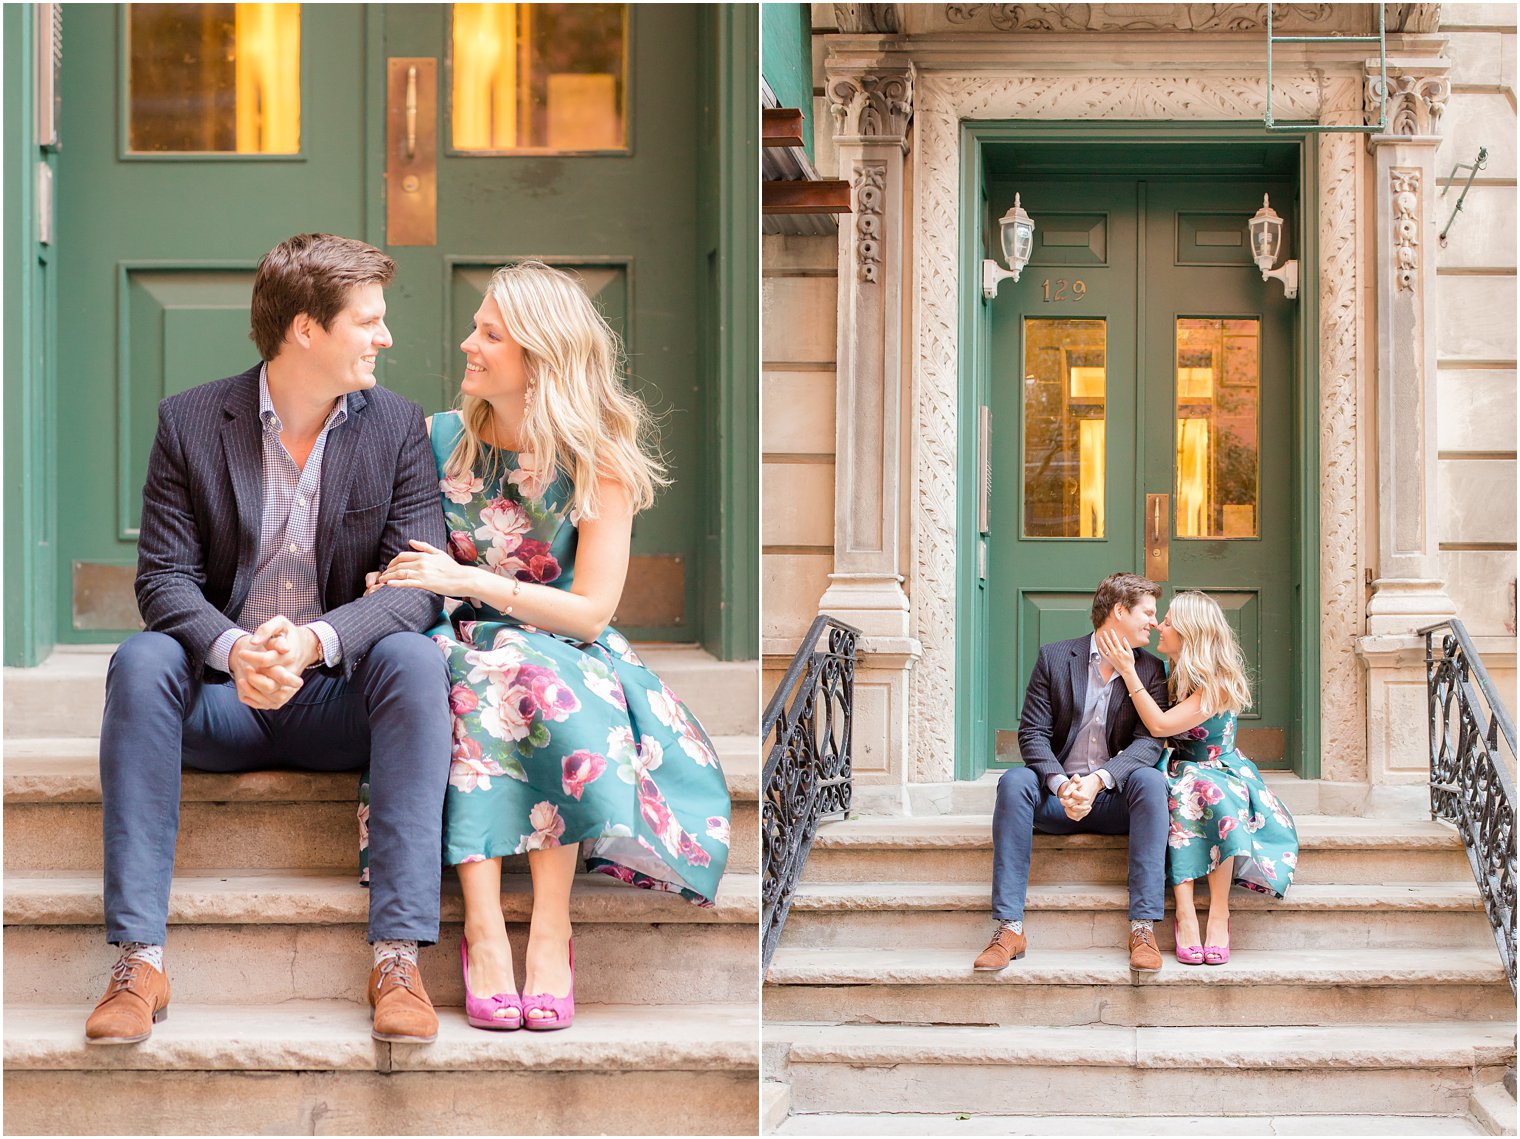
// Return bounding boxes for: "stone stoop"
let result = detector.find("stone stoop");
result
[4,1003,758,1135]
[3,646,761,1136]
[1469,1075,1520,1136]
[762,810,1516,1134]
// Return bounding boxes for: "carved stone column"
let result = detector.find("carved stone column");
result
[1358,61,1457,789]
[1364,65,1455,634]
[820,39,920,789]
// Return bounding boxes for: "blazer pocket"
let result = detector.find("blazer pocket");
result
[341,500,390,520]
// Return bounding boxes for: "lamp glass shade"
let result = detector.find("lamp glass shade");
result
[1249,195,1282,272]
[1003,219,1034,271]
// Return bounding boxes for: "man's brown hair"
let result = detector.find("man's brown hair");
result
[249,233,396,361]
[1091,572,1162,629]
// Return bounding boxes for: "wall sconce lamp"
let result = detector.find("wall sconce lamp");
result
[1249,194,1298,300]
[983,194,1035,300]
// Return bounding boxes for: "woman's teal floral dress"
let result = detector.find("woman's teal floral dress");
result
[360,411,730,906]
[1163,710,1298,897]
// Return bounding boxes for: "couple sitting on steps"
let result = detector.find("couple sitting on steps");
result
[85,233,731,1046]
[975,573,1300,973]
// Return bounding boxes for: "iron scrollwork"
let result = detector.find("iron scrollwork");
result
[1423,618,1517,992]
[762,615,860,970]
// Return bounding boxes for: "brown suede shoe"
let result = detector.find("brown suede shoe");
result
[85,957,171,1045]
[368,955,439,1043]
[1128,925,1163,972]
[972,926,1028,970]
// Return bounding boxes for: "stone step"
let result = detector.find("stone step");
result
[763,946,1514,1026]
[782,882,1492,950]
[805,814,1469,885]
[2,736,760,874]
[772,1112,1485,1135]
[1470,1077,1519,1136]
[773,1022,1515,1117]
[2,1001,757,1135]
[4,870,760,1007]
[762,1079,792,1134]
[3,643,760,739]
[808,815,1471,882]
[846,769,1433,821]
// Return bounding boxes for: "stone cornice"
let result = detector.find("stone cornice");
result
[910,3,1375,35]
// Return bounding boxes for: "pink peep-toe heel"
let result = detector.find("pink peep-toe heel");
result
[1202,919,1231,965]
[522,940,575,1031]
[461,937,522,1030]
[1173,918,1205,965]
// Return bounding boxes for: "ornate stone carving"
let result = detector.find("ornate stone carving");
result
[1314,80,1368,781]
[939,4,1349,33]
[1387,3,1442,33]
[1367,72,1450,136]
[908,70,1365,782]
[834,3,899,33]
[829,68,916,140]
[1391,169,1420,291]
[853,163,887,284]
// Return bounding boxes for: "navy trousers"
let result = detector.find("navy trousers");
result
[991,764,1168,922]
[100,630,452,946]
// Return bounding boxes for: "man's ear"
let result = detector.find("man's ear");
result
[287,312,315,350]
[1110,603,1128,624]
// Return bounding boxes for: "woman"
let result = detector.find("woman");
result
[1097,591,1297,965]
[365,261,730,1030]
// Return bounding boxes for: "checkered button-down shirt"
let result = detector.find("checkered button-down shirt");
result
[1046,634,1121,795]
[207,365,345,674]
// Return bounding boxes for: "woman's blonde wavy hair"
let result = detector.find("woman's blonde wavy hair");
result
[1166,591,1253,717]
[445,261,667,517]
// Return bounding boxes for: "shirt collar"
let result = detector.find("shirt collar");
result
[258,362,349,433]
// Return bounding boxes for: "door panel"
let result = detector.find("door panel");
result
[988,181,1140,755]
[986,174,1298,772]
[59,3,368,634]
[57,3,707,642]
[1142,181,1295,763]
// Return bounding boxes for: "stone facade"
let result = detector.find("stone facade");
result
[762,3,1516,796]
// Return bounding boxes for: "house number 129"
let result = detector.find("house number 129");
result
[1041,278,1087,302]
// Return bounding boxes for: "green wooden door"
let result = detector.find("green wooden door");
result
[985,174,1299,773]
[55,3,708,645]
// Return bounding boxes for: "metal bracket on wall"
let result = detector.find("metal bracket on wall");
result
[1265,2,1387,133]
[1439,147,1489,245]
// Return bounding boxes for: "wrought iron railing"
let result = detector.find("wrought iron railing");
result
[762,614,859,971]
[1420,618,1517,992]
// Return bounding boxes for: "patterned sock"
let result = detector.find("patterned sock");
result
[118,942,164,971]
[1130,919,1154,935]
[373,939,419,968]
[999,919,1023,935]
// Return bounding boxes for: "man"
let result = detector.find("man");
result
[974,572,1171,973]
[85,234,452,1045]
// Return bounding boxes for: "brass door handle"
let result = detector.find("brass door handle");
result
[405,65,418,159]
[1146,493,1169,582]
[386,58,436,246]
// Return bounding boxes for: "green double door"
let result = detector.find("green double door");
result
[984,174,1299,773]
[56,3,711,645]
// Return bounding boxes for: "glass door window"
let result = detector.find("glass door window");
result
[1023,318,1107,538]
[127,3,301,154]
[451,3,627,152]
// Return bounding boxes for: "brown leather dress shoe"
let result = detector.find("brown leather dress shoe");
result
[1128,925,1163,972]
[973,926,1028,970]
[85,957,171,1045]
[368,955,439,1043]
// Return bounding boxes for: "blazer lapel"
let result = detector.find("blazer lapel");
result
[315,392,366,592]
[1065,641,1088,756]
[220,375,264,602]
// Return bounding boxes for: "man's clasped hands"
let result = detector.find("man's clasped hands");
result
[227,615,325,710]
[1056,771,1103,821]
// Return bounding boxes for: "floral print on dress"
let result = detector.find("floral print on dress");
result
[356,410,730,906]
[1161,709,1299,898]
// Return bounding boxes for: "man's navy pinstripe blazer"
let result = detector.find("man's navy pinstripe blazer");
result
[134,363,447,678]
